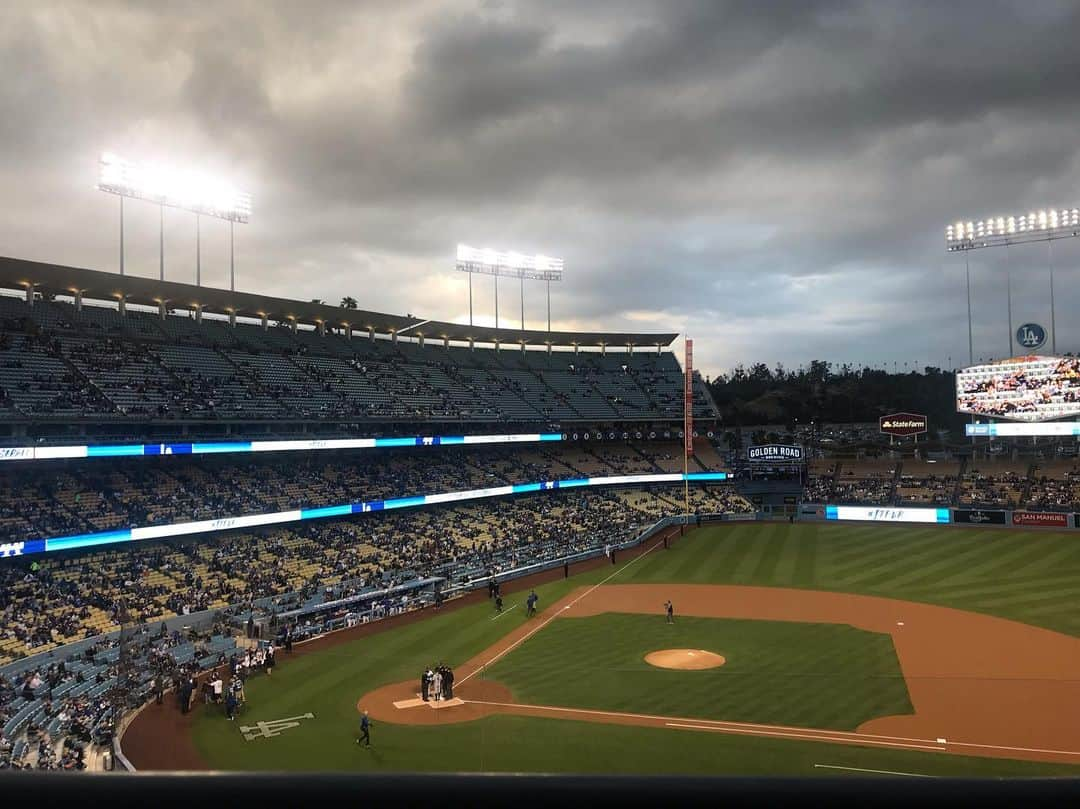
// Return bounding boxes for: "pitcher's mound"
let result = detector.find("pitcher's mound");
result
[644,649,726,670]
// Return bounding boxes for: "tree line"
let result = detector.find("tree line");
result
[704,360,962,433]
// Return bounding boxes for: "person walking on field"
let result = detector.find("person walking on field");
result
[357,710,371,746]
[664,600,674,624]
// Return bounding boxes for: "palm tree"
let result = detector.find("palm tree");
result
[340,296,358,309]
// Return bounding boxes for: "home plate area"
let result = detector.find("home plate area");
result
[393,696,466,710]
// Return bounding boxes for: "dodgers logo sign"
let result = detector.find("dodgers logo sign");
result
[1016,323,1046,350]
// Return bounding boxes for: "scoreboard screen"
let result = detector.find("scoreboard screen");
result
[956,356,1080,422]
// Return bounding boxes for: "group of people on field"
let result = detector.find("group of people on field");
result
[420,665,455,702]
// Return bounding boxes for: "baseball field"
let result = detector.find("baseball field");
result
[124,521,1080,776]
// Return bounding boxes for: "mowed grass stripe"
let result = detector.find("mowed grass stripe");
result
[825,528,928,568]
[731,526,779,582]
[749,525,794,582]
[630,529,730,582]
[823,532,944,582]
[836,535,968,590]
[823,524,942,560]
[880,538,1023,591]
[770,528,801,584]
[998,540,1080,578]
[932,537,1078,587]
[692,526,765,582]
[897,571,1080,602]
[791,527,819,586]
[965,585,1080,611]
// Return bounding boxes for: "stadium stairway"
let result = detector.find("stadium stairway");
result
[950,457,968,505]
[1020,462,1037,505]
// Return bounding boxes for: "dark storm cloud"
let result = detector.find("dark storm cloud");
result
[2,0,1080,375]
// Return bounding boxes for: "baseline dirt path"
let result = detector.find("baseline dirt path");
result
[362,583,1080,765]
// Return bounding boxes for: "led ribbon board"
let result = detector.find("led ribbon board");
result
[965,422,1080,437]
[0,433,564,463]
[3,471,730,557]
[825,506,951,524]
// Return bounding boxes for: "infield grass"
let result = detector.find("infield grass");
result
[485,613,913,730]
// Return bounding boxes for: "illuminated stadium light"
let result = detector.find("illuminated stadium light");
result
[455,244,564,331]
[98,152,251,289]
[455,245,564,278]
[945,207,1080,251]
[98,152,251,223]
[946,205,1078,360]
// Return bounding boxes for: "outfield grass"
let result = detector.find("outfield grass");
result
[189,523,1080,775]
[620,522,1080,636]
[486,613,912,730]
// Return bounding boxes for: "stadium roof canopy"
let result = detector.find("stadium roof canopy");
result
[0,256,677,349]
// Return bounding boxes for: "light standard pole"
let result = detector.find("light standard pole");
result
[1002,244,1010,354]
[965,257,973,366]
[1048,240,1057,354]
[230,219,235,292]
[119,195,125,277]
[159,204,165,281]
[196,213,201,287]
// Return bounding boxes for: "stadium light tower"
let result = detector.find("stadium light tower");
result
[455,245,564,331]
[945,207,1080,357]
[98,152,252,290]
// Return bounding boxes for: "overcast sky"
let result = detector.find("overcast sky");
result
[3,0,1080,378]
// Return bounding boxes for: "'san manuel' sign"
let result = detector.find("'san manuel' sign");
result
[747,444,804,463]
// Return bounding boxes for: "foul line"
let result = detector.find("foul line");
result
[458,539,664,685]
[489,603,520,621]
[945,739,1080,757]
[462,698,1080,760]
[666,723,945,753]
[464,699,940,746]
[813,764,934,777]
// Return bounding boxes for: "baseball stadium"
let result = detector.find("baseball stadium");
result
[5,4,1080,804]
[1,255,1080,782]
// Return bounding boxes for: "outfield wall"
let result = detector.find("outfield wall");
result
[798,504,1080,529]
